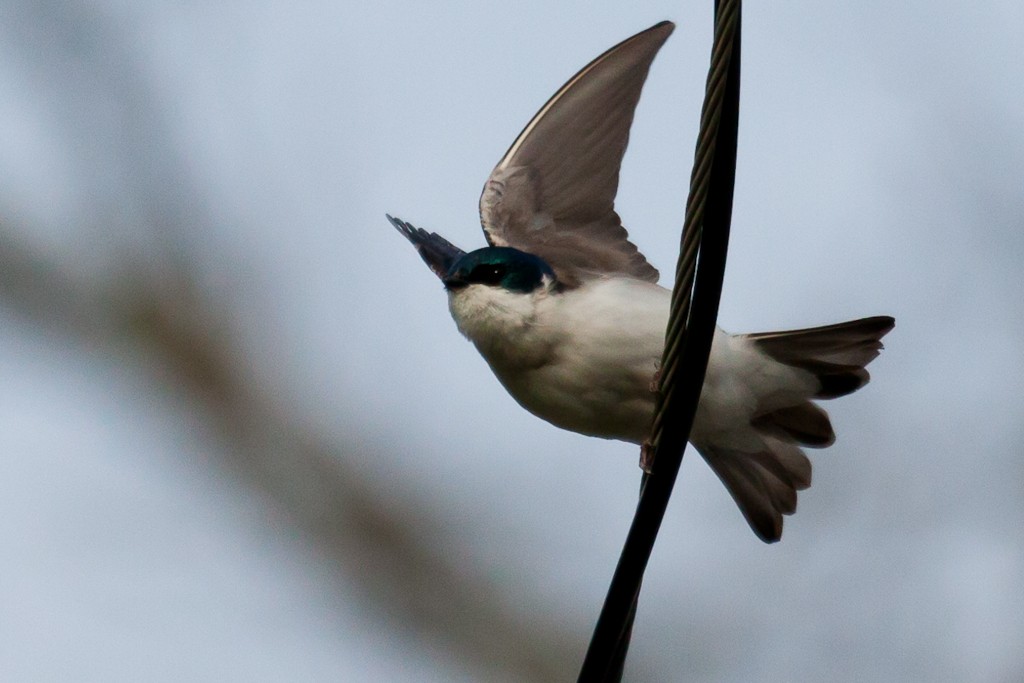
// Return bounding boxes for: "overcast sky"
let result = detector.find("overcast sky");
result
[1,1,1022,680]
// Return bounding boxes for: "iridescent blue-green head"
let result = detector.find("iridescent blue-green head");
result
[443,247,555,294]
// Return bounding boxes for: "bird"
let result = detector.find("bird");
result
[387,20,893,542]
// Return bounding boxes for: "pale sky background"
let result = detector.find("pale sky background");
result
[1,1,1022,681]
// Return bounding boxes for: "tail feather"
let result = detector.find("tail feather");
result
[748,440,812,489]
[702,438,811,542]
[745,316,894,399]
[703,450,785,541]
[752,403,835,447]
[701,316,893,542]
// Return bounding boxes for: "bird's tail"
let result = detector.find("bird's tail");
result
[700,316,894,542]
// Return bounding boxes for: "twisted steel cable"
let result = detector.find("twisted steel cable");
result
[649,0,740,454]
[578,1,742,679]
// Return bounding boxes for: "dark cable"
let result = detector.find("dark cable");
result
[577,1,742,679]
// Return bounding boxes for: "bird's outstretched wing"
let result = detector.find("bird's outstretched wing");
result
[387,214,466,279]
[478,21,673,287]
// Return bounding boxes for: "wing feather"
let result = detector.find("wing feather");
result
[479,22,674,287]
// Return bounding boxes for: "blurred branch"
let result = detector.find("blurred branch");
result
[0,2,603,679]
[0,222,584,681]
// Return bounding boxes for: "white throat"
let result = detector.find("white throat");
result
[447,281,558,369]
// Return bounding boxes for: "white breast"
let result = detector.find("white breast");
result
[448,277,671,442]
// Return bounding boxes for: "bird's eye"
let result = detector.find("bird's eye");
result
[470,263,507,286]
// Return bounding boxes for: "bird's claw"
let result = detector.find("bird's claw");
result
[639,441,655,473]
[649,365,662,394]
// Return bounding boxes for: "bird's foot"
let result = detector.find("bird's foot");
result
[639,441,655,473]
[649,365,662,394]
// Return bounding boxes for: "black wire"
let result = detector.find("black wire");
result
[650,0,741,453]
[577,2,742,680]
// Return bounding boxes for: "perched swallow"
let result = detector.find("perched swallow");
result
[388,21,893,542]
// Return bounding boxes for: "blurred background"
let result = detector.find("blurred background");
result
[1,1,1022,681]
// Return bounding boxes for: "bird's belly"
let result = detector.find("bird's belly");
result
[456,277,678,444]
[491,333,662,444]
[491,325,758,448]
[498,365,656,443]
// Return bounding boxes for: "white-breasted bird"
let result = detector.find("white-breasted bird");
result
[388,21,893,542]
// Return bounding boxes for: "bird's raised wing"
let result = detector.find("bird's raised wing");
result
[479,21,673,287]
[387,214,465,279]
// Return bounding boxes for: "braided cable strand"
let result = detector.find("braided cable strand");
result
[649,0,740,455]
[578,1,741,679]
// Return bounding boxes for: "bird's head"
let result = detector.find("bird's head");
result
[442,247,558,364]
[443,247,556,295]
